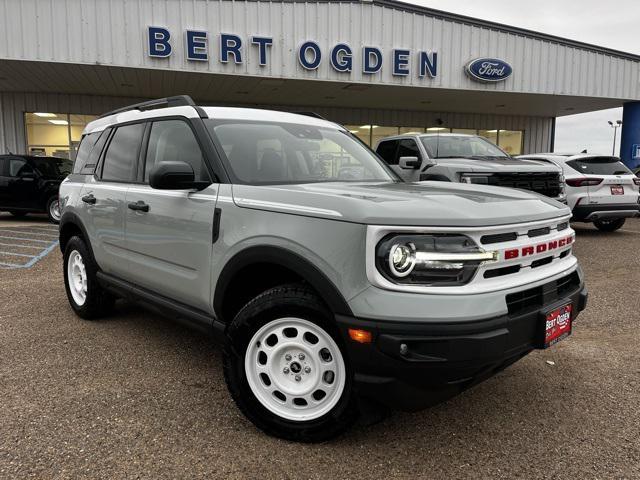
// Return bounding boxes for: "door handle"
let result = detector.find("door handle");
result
[128,200,149,212]
[81,194,96,204]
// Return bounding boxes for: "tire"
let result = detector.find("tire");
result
[594,218,626,232]
[223,284,358,442]
[63,236,114,319]
[46,196,61,224]
[9,211,27,218]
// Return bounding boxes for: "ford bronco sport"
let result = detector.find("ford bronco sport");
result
[59,96,587,442]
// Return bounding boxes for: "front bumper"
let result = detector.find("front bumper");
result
[336,274,588,411]
[572,202,640,222]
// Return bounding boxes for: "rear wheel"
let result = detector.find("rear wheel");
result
[46,196,61,224]
[594,218,626,232]
[223,284,358,442]
[63,236,114,319]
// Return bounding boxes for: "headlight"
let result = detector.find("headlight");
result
[460,173,492,184]
[376,234,497,286]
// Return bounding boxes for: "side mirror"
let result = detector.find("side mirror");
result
[399,156,421,169]
[149,161,197,190]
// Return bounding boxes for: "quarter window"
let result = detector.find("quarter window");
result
[8,158,33,177]
[101,123,145,182]
[144,120,210,183]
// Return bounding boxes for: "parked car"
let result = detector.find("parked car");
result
[375,133,566,202]
[518,153,640,231]
[0,154,71,223]
[59,96,587,442]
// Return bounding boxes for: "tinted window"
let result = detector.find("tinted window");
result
[208,120,397,185]
[397,139,420,159]
[8,158,34,177]
[144,120,210,183]
[420,136,508,158]
[85,129,110,175]
[73,133,100,173]
[566,157,632,175]
[376,140,398,165]
[101,123,144,182]
[31,157,72,177]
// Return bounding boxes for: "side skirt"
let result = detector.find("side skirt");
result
[96,271,226,342]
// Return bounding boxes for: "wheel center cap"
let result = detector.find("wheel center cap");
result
[290,361,302,373]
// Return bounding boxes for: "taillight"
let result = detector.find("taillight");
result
[633,178,640,186]
[566,177,603,187]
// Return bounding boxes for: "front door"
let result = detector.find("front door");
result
[124,119,217,312]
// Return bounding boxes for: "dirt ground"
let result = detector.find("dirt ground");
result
[1,213,639,479]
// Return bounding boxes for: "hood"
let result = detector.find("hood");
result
[231,181,570,227]
[436,156,560,173]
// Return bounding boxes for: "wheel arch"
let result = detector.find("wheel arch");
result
[214,246,353,323]
[59,212,92,255]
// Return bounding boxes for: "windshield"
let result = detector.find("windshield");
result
[206,120,398,185]
[566,157,632,175]
[30,157,73,177]
[420,135,509,159]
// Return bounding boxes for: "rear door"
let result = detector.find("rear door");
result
[124,118,218,312]
[567,157,639,205]
[4,157,39,209]
[79,123,145,277]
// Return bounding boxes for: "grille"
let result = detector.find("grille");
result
[489,172,562,198]
[506,271,581,315]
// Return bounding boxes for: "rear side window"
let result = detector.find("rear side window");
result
[144,120,210,183]
[397,139,420,159]
[73,133,100,174]
[101,123,145,182]
[376,140,398,165]
[566,157,632,175]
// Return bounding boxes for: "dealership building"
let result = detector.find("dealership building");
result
[1,0,640,166]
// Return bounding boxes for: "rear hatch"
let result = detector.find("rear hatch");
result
[566,156,639,205]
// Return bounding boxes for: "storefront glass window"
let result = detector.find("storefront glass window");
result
[478,129,498,145]
[344,125,371,146]
[451,128,477,135]
[497,130,523,155]
[399,127,426,135]
[25,113,98,160]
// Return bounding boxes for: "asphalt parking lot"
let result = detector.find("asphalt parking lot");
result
[1,213,639,479]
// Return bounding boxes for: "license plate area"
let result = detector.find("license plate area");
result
[539,301,573,349]
[611,185,624,195]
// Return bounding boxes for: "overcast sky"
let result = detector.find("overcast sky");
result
[406,0,638,155]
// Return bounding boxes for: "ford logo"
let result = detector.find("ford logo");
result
[465,58,512,82]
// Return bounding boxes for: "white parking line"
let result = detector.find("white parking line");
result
[0,242,43,249]
[0,251,36,258]
[0,229,58,238]
[0,235,51,243]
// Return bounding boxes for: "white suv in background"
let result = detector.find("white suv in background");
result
[519,154,640,232]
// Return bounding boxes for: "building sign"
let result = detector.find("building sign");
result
[147,26,438,78]
[632,144,640,162]
[465,58,512,82]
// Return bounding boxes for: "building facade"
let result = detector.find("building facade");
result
[1,0,639,164]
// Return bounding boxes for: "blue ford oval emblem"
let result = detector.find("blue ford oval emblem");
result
[465,58,512,82]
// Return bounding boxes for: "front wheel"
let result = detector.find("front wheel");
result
[594,218,626,232]
[46,196,61,224]
[223,284,358,442]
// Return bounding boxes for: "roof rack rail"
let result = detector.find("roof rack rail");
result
[294,111,327,120]
[99,95,207,119]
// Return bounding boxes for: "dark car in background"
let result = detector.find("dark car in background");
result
[0,154,72,223]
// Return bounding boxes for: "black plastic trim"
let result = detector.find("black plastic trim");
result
[212,208,222,243]
[213,245,353,320]
[96,271,225,340]
[572,203,640,221]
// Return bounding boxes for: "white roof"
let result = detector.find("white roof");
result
[83,104,344,135]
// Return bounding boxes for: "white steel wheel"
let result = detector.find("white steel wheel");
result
[49,199,61,222]
[244,317,347,422]
[67,250,87,306]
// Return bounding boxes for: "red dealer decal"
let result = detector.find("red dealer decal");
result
[503,235,574,260]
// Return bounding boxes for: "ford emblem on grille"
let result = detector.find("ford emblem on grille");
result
[465,58,513,82]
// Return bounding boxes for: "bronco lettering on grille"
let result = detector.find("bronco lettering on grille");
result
[504,236,574,260]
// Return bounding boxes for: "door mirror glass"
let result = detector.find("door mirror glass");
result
[399,156,420,169]
[149,161,199,190]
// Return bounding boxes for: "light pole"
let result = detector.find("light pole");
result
[608,120,622,156]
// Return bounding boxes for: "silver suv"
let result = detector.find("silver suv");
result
[376,133,566,202]
[59,96,587,442]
